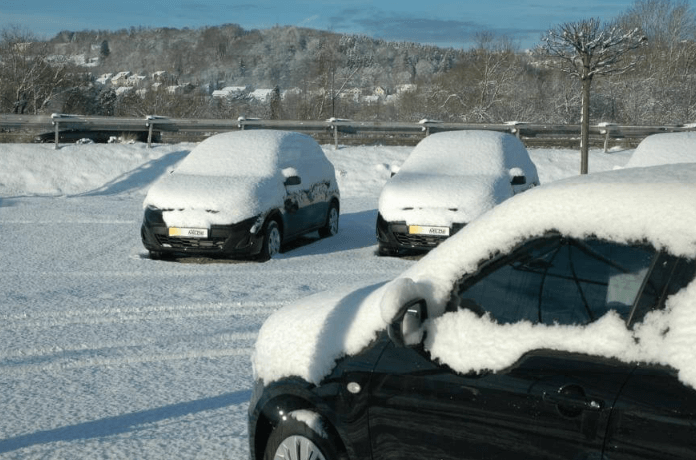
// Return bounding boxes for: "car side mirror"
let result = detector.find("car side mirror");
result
[511,175,526,185]
[388,298,428,347]
[284,176,301,186]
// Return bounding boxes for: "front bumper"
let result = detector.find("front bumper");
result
[376,213,464,254]
[141,208,264,257]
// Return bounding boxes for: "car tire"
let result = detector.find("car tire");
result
[259,219,282,261]
[319,202,339,238]
[377,243,396,257]
[264,416,345,460]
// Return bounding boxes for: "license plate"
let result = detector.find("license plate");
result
[169,227,208,238]
[408,225,450,236]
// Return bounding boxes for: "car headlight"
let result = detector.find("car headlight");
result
[144,205,165,225]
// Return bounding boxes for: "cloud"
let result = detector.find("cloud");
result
[327,8,544,48]
[328,8,485,46]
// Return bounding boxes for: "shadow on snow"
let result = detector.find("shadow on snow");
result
[0,389,251,454]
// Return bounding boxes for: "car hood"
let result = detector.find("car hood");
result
[143,173,284,227]
[378,173,512,226]
[253,281,391,386]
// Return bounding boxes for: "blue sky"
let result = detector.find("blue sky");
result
[4,0,648,49]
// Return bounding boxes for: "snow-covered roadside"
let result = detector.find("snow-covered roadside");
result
[0,141,632,459]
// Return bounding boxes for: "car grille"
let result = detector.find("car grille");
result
[155,235,227,249]
[393,232,447,247]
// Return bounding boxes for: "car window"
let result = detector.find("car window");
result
[454,236,657,326]
[629,256,696,326]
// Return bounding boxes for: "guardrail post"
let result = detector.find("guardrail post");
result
[147,123,154,148]
[54,120,60,149]
[598,123,615,153]
[333,124,338,150]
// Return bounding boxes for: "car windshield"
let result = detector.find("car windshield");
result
[454,236,657,326]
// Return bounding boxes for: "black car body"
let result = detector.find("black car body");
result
[141,130,340,260]
[34,129,160,143]
[250,163,696,460]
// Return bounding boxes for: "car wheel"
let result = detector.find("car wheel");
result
[260,220,282,261]
[319,202,339,238]
[377,243,396,257]
[149,251,174,261]
[264,416,345,460]
[149,250,169,260]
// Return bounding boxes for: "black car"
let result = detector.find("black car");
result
[376,130,539,256]
[34,129,160,143]
[250,163,696,460]
[141,130,340,260]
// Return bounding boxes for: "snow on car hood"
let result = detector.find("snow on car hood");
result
[378,172,511,226]
[253,164,696,389]
[143,172,284,227]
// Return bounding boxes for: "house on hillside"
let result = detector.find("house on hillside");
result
[127,75,147,87]
[115,86,133,96]
[281,87,301,100]
[212,86,250,98]
[96,73,113,85]
[152,71,177,85]
[249,89,274,102]
[373,86,387,98]
[111,71,131,86]
[339,88,362,103]
[396,84,417,94]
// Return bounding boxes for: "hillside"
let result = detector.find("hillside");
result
[47,24,462,91]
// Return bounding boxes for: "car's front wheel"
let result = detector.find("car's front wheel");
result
[264,416,345,460]
[259,219,281,261]
[319,202,339,238]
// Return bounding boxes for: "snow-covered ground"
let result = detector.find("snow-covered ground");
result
[0,139,632,459]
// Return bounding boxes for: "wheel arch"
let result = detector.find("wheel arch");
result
[252,394,347,460]
[264,209,285,237]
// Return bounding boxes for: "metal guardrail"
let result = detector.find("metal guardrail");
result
[1,113,693,149]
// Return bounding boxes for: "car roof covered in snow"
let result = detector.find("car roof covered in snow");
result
[397,130,538,178]
[174,129,324,177]
[624,131,696,169]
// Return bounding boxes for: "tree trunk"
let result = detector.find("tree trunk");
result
[580,76,592,175]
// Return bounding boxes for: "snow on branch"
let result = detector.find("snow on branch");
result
[536,17,647,79]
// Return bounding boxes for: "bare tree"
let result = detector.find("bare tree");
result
[0,25,74,114]
[537,18,646,174]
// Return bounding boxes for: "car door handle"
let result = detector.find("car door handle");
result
[543,390,603,411]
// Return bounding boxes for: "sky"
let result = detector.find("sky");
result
[4,0,650,50]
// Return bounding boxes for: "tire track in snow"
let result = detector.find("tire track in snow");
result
[0,331,259,360]
[0,301,287,328]
[0,302,278,376]
[0,347,255,377]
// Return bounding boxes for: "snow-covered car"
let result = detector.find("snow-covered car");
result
[624,131,696,168]
[376,130,539,256]
[250,163,696,460]
[141,130,340,260]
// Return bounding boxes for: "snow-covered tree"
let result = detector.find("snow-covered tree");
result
[537,18,646,174]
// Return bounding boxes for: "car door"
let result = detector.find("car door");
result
[280,138,331,237]
[368,235,660,460]
[604,257,696,460]
[368,345,636,460]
